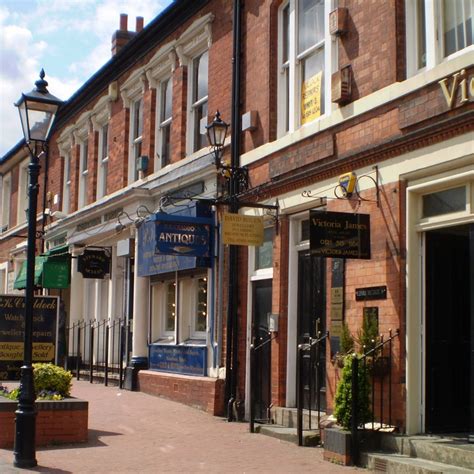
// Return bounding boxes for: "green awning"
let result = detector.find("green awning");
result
[13,256,46,289]
[14,247,71,290]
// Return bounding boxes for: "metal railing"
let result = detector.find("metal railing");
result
[66,318,131,388]
[296,331,329,446]
[249,332,277,433]
[351,328,400,465]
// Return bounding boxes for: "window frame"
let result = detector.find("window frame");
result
[78,137,89,208]
[62,152,71,214]
[157,76,173,169]
[130,96,144,182]
[406,0,474,77]
[189,49,209,154]
[97,123,109,199]
[277,0,335,138]
[0,173,11,233]
[17,160,29,225]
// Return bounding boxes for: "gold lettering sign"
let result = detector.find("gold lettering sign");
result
[301,71,322,124]
[438,69,474,109]
[222,214,264,246]
[331,287,344,304]
[331,304,343,321]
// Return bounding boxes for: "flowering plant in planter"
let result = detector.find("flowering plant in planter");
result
[0,363,72,401]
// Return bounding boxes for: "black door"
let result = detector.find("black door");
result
[297,251,326,411]
[252,279,272,421]
[425,225,471,433]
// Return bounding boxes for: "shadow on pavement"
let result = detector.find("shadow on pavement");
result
[37,429,122,451]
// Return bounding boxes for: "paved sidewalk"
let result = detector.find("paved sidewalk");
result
[0,380,361,473]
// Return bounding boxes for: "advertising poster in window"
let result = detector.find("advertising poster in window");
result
[0,295,58,380]
[301,71,322,124]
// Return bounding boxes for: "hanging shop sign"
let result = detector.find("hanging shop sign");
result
[155,213,212,258]
[149,345,207,376]
[310,210,371,259]
[0,295,58,381]
[222,213,264,246]
[355,285,387,301]
[78,249,111,279]
[137,203,213,277]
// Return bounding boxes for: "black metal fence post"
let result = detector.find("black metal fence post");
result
[119,322,124,389]
[297,344,303,447]
[351,356,359,466]
[104,323,109,386]
[89,323,94,383]
[76,323,81,381]
[249,344,255,433]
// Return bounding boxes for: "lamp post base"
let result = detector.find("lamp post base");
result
[13,365,37,468]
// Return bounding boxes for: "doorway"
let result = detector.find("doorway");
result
[297,251,326,411]
[425,224,472,433]
[252,279,272,421]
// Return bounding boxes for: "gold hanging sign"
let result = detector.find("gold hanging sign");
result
[222,213,264,246]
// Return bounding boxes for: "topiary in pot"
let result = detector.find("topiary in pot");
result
[33,363,73,398]
[333,322,355,367]
[333,355,371,430]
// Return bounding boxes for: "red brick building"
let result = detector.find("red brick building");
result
[1,0,473,444]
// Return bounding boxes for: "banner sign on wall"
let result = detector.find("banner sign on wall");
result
[0,295,58,380]
[149,344,207,376]
[310,210,371,259]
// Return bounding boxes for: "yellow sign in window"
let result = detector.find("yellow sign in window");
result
[301,71,322,125]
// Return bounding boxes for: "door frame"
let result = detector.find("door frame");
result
[245,244,273,419]
[406,168,474,435]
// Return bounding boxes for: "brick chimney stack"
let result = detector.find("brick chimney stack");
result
[111,14,144,56]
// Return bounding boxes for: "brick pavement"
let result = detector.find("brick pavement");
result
[0,380,362,473]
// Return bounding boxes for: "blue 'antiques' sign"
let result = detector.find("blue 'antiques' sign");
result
[149,344,207,376]
[0,295,59,380]
[136,203,213,277]
[155,213,211,258]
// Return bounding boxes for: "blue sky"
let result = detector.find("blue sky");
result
[0,0,173,156]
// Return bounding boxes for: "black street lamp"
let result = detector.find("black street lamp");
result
[13,70,62,468]
[206,110,229,167]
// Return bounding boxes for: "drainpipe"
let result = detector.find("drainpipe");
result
[40,145,49,254]
[224,0,243,421]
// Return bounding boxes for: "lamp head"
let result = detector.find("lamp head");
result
[15,70,63,144]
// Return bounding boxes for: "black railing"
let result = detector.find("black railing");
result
[65,318,131,388]
[296,331,329,446]
[351,328,400,465]
[249,332,277,433]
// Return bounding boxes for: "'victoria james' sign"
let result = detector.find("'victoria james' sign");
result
[0,295,58,380]
[78,249,111,279]
[438,68,474,109]
[310,210,371,259]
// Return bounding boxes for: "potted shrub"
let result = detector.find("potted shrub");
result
[333,322,354,368]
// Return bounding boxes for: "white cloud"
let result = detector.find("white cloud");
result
[0,0,172,156]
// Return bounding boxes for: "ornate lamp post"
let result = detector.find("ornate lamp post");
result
[13,70,62,468]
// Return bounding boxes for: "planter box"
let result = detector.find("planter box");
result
[0,397,88,449]
[323,427,353,465]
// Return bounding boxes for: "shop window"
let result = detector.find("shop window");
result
[190,50,208,153]
[278,0,332,137]
[422,186,466,218]
[97,124,109,199]
[78,138,89,208]
[151,273,208,344]
[406,0,473,76]
[158,77,173,168]
[0,173,11,233]
[62,153,71,214]
[255,227,275,270]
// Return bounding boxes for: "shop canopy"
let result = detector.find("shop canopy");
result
[14,246,71,290]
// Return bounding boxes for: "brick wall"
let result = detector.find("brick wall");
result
[137,370,225,416]
[0,399,88,449]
